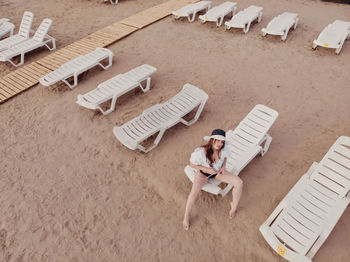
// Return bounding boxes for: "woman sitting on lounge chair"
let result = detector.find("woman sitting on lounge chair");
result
[183,129,243,230]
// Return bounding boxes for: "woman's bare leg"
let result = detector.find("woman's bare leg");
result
[183,171,208,230]
[216,171,243,218]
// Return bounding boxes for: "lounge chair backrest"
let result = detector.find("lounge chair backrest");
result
[18,11,34,38]
[230,104,279,146]
[310,136,350,198]
[33,18,52,42]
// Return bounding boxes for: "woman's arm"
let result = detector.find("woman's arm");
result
[189,163,217,175]
[219,158,227,174]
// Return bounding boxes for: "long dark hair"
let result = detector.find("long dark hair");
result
[201,139,225,167]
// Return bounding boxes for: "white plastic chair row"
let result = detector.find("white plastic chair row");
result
[260,136,350,262]
[185,104,279,196]
[0,11,34,52]
[77,64,157,115]
[113,84,209,153]
[0,18,15,39]
[0,18,55,67]
[40,47,114,89]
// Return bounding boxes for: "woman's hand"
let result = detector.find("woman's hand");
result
[218,166,225,175]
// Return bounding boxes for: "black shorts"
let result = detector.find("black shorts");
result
[200,170,217,179]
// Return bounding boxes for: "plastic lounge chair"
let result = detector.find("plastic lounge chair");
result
[76,64,157,115]
[0,18,15,39]
[40,48,114,89]
[225,5,263,33]
[0,18,55,67]
[185,104,279,196]
[262,12,298,41]
[172,1,212,23]
[0,11,34,52]
[312,20,350,54]
[260,136,350,262]
[113,83,209,153]
[199,2,237,27]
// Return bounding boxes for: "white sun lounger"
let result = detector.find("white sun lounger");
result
[113,84,208,153]
[76,64,157,115]
[185,104,279,196]
[0,11,34,52]
[260,136,350,262]
[225,5,263,33]
[262,12,298,41]
[172,1,212,23]
[312,20,350,54]
[0,18,55,67]
[40,48,114,88]
[199,2,237,27]
[0,19,15,39]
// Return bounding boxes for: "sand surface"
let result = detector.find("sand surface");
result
[0,0,350,261]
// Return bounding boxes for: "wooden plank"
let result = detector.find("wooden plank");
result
[3,75,29,91]
[0,77,22,93]
[0,81,16,96]
[23,64,48,79]
[0,90,8,100]
[0,83,18,96]
[5,74,32,90]
[28,62,52,76]
[98,23,138,40]
[16,68,39,83]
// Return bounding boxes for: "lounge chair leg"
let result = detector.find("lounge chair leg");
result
[258,12,262,23]
[138,129,166,153]
[261,134,272,156]
[62,73,78,89]
[98,55,113,70]
[217,17,224,27]
[335,41,344,54]
[99,95,118,115]
[139,77,151,92]
[244,22,251,34]
[180,100,207,126]
[281,29,289,41]
[294,18,298,30]
[188,12,196,23]
[45,38,56,51]
[8,52,25,67]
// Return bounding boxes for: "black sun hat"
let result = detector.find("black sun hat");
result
[203,129,226,141]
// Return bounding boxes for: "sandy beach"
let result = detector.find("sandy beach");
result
[0,0,350,261]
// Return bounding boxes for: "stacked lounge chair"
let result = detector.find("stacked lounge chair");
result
[0,11,34,52]
[76,64,157,115]
[225,5,263,33]
[40,48,114,89]
[199,2,237,27]
[185,104,279,196]
[260,136,350,262]
[113,84,208,152]
[172,1,212,22]
[312,20,350,54]
[0,18,15,39]
[0,18,55,67]
[262,12,299,41]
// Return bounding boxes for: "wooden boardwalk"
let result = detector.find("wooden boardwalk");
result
[0,0,194,104]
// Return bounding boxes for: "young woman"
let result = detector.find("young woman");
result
[183,129,243,230]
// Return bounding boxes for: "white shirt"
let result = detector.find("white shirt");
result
[189,145,231,172]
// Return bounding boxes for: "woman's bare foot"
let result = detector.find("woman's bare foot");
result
[229,202,237,219]
[183,217,190,230]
